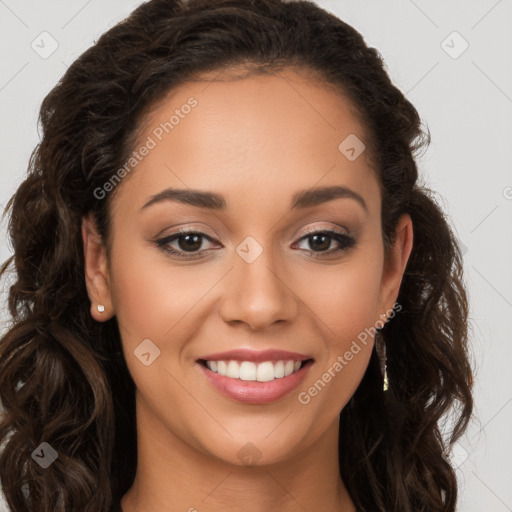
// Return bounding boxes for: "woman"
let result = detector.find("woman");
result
[0,0,474,510]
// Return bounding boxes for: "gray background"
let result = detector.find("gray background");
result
[1,1,511,510]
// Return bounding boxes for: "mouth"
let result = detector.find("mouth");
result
[198,358,314,382]
[196,352,315,404]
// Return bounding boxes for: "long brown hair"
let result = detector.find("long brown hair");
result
[0,0,473,510]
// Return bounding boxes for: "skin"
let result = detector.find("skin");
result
[82,67,413,512]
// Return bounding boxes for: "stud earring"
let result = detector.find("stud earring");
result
[97,304,105,313]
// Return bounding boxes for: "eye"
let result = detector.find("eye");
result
[154,227,357,260]
[155,229,218,259]
[293,228,356,258]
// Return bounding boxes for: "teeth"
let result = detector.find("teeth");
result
[226,360,240,379]
[274,360,285,378]
[257,361,274,382]
[240,361,256,381]
[205,359,305,381]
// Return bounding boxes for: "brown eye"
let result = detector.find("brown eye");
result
[155,230,218,259]
[294,229,356,258]
[176,233,203,252]
[307,233,332,252]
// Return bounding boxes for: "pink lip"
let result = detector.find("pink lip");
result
[197,348,312,363]
[197,359,314,404]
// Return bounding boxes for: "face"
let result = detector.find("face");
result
[83,67,412,467]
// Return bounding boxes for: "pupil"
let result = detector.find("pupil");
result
[311,234,330,251]
[179,234,202,251]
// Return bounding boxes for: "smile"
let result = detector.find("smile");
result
[202,359,308,381]
[196,354,314,404]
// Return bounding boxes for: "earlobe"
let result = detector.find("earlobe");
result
[82,214,114,322]
[378,214,414,316]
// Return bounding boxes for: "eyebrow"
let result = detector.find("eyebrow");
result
[141,185,368,213]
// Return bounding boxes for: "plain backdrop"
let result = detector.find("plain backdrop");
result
[1,1,511,511]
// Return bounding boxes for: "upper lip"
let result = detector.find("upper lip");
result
[197,348,313,363]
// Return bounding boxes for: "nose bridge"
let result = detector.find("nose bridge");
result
[219,234,298,329]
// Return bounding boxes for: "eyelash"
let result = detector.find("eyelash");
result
[155,227,357,260]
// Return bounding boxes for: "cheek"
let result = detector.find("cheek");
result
[331,263,382,344]
[108,244,205,415]
[295,249,383,349]
[293,249,383,415]
[109,240,208,344]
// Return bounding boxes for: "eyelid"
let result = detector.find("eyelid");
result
[297,224,349,238]
[157,223,350,246]
[154,224,219,239]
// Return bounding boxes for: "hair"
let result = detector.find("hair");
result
[0,0,474,510]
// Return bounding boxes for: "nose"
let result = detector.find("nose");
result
[219,243,299,331]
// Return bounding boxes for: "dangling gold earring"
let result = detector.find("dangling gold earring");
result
[383,361,389,392]
[375,333,389,392]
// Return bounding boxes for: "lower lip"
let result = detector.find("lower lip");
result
[197,360,314,404]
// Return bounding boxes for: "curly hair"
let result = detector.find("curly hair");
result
[0,0,473,510]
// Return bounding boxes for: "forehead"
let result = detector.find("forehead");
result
[111,68,379,215]
[138,66,368,154]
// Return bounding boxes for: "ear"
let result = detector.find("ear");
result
[377,213,413,318]
[82,214,114,322]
